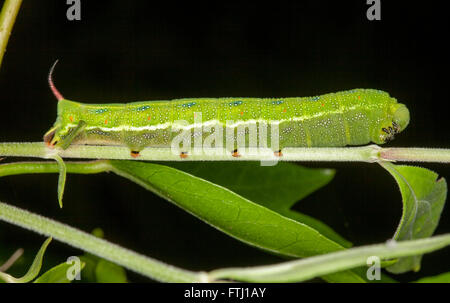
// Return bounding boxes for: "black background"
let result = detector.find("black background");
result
[0,1,449,282]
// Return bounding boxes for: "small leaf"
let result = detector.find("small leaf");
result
[51,154,67,208]
[78,255,99,282]
[34,261,85,283]
[95,259,128,283]
[0,237,52,283]
[415,272,450,283]
[380,162,447,273]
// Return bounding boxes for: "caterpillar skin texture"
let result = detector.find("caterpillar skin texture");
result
[44,89,410,154]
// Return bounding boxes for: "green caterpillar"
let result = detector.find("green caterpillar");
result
[44,65,410,158]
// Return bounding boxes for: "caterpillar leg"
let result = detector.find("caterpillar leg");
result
[274,149,283,157]
[45,120,87,149]
[44,126,58,147]
[231,149,241,157]
[60,120,87,149]
[130,150,141,158]
[180,151,188,159]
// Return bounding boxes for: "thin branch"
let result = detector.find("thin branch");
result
[208,234,450,282]
[0,248,23,272]
[0,160,110,177]
[0,142,449,163]
[0,200,203,283]
[0,0,23,68]
[380,147,450,163]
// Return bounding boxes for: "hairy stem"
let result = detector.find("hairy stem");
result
[380,147,450,163]
[209,234,450,282]
[0,160,110,177]
[0,200,203,282]
[1,142,449,163]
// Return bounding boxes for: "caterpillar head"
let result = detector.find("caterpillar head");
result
[377,103,410,144]
[392,103,410,132]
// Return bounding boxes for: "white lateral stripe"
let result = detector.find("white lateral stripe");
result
[62,105,363,133]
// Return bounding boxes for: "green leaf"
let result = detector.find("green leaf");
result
[380,162,447,273]
[415,272,450,283]
[109,160,365,282]
[76,255,127,283]
[50,154,67,208]
[165,162,350,247]
[34,261,85,283]
[95,259,128,283]
[78,255,99,282]
[209,233,450,283]
[0,237,52,283]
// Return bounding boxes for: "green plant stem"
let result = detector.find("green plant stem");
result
[0,0,22,68]
[0,248,23,272]
[1,142,450,163]
[1,197,450,283]
[208,234,450,282]
[0,160,110,177]
[0,201,203,282]
[380,147,450,163]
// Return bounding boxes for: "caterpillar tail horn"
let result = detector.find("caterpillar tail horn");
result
[48,60,64,101]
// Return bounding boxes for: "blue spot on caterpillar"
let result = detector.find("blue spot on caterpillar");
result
[94,108,108,114]
[136,105,151,111]
[180,102,197,108]
[230,101,243,106]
